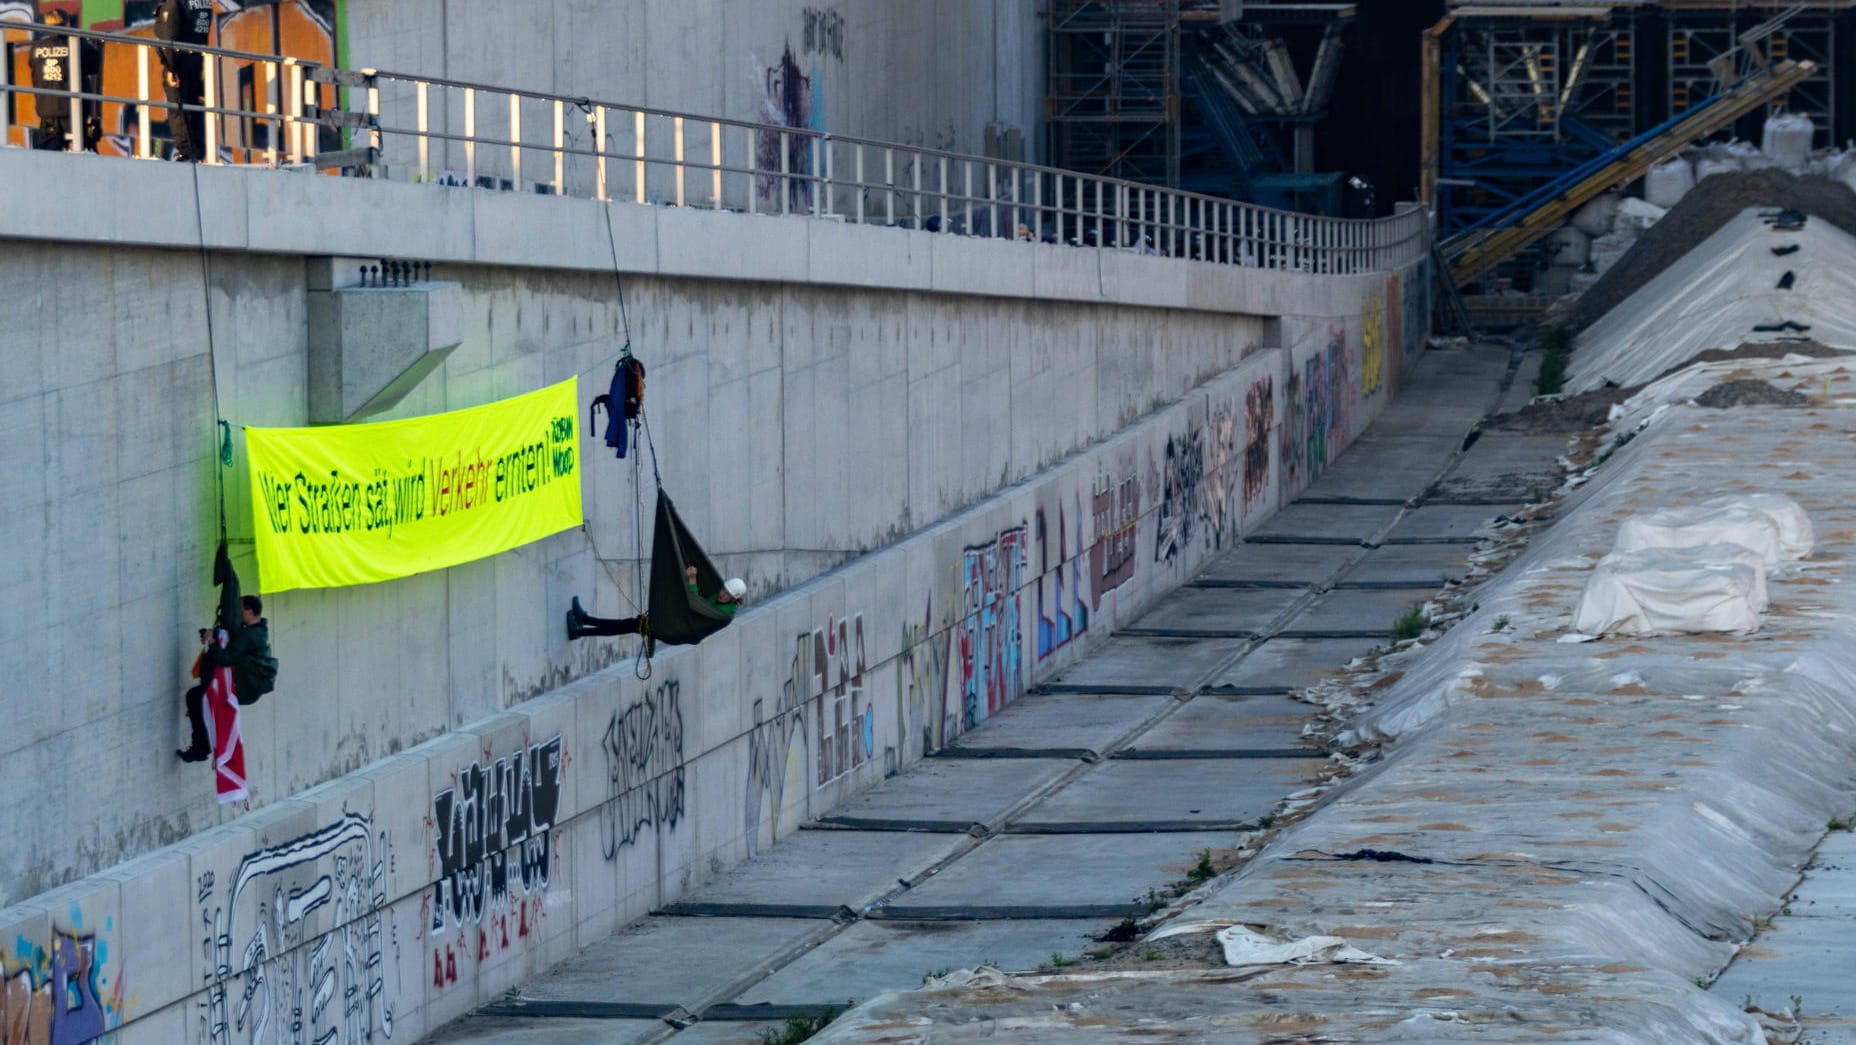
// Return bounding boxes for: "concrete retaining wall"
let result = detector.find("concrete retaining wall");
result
[0,144,1428,1042]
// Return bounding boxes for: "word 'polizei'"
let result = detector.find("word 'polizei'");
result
[257,416,577,538]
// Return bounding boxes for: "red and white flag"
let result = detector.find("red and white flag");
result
[204,629,248,804]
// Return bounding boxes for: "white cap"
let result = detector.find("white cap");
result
[724,577,748,600]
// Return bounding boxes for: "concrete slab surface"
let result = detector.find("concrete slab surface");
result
[1428,431,1565,502]
[1194,543,1351,586]
[1206,636,1381,692]
[668,1022,797,1044]
[1295,439,1460,502]
[1244,502,1402,543]
[1046,636,1240,692]
[1335,543,1473,588]
[883,833,1220,911]
[734,918,1112,1006]
[424,1015,664,1044]
[1123,693,1319,753]
[1283,587,1436,637]
[944,693,1171,756]
[1011,757,1321,830]
[1381,503,1509,543]
[1710,830,1856,1020]
[516,916,833,1008]
[664,831,968,914]
[817,758,1074,829]
[1123,585,1301,635]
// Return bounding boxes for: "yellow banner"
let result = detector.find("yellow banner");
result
[247,379,583,591]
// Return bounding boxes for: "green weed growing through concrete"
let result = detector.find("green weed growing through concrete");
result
[1536,324,1572,396]
[761,1008,838,1045]
[1188,849,1217,885]
[1392,606,1427,642]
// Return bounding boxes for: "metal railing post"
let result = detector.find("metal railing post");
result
[673,114,685,207]
[939,155,949,231]
[264,59,279,166]
[911,151,921,228]
[854,143,865,224]
[987,162,998,238]
[745,124,757,214]
[553,99,564,195]
[633,110,645,204]
[885,148,895,226]
[464,87,476,186]
[66,31,82,153]
[963,160,973,236]
[595,106,608,201]
[202,48,218,163]
[710,120,721,209]
[813,137,824,217]
[136,43,150,157]
[416,80,429,179]
[1032,170,1042,241]
[779,129,791,215]
[509,93,522,189]
[0,36,10,147]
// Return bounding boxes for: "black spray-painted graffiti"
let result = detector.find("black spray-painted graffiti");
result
[600,682,686,859]
[803,7,845,60]
[1154,426,1204,563]
[1244,376,1274,510]
[756,47,815,207]
[428,737,561,989]
[196,812,394,1045]
[745,675,808,856]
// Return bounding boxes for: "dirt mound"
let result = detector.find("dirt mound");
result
[1568,171,1856,332]
[1487,386,1635,433]
[1673,340,1845,371]
[1695,379,1808,408]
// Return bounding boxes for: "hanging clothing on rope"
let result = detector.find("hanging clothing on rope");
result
[589,353,646,458]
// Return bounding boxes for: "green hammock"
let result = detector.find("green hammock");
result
[646,490,735,647]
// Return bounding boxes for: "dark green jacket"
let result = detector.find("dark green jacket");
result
[691,581,737,616]
[207,618,276,701]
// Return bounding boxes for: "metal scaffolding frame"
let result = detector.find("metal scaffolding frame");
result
[1047,0,1186,186]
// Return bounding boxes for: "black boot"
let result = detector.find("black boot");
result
[177,746,209,763]
[566,597,588,640]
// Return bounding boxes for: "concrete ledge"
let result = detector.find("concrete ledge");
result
[0,146,1416,319]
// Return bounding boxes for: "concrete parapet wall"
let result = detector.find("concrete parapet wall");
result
[0,144,1429,1041]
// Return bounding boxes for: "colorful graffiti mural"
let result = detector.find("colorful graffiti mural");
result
[959,527,1026,729]
[427,737,562,991]
[1034,496,1089,661]
[1361,292,1385,399]
[1,924,123,1045]
[746,669,809,856]
[196,812,394,1045]
[1243,375,1274,511]
[897,595,953,756]
[1281,330,1354,492]
[600,682,686,859]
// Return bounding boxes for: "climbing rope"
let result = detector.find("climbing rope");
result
[190,161,230,545]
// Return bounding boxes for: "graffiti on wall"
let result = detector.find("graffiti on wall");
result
[196,812,395,1045]
[898,596,954,757]
[427,737,562,990]
[1035,496,1089,661]
[1090,472,1139,610]
[1243,375,1274,511]
[600,682,686,859]
[960,527,1026,729]
[1361,292,1385,399]
[1281,329,1354,492]
[1,924,124,1045]
[1153,426,1203,564]
[802,7,844,60]
[755,46,820,207]
[746,670,809,857]
[800,615,872,787]
[1153,405,1242,565]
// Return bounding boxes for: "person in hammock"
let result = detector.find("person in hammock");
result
[567,567,746,640]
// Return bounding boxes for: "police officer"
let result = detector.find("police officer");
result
[155,0,213,162]
[29,9,102,152]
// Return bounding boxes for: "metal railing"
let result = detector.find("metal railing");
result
[0,19,1429,275]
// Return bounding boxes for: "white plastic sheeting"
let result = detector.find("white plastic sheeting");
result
[1616,504,1786,566]
[1568,209,1856,392]
[1572,547,1766,636]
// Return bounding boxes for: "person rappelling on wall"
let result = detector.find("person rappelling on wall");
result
[567,350,744,657]
[179,543,275,803]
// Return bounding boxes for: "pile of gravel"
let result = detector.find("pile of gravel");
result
[1567,170,1856,332]
[1694,379,1809,408]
